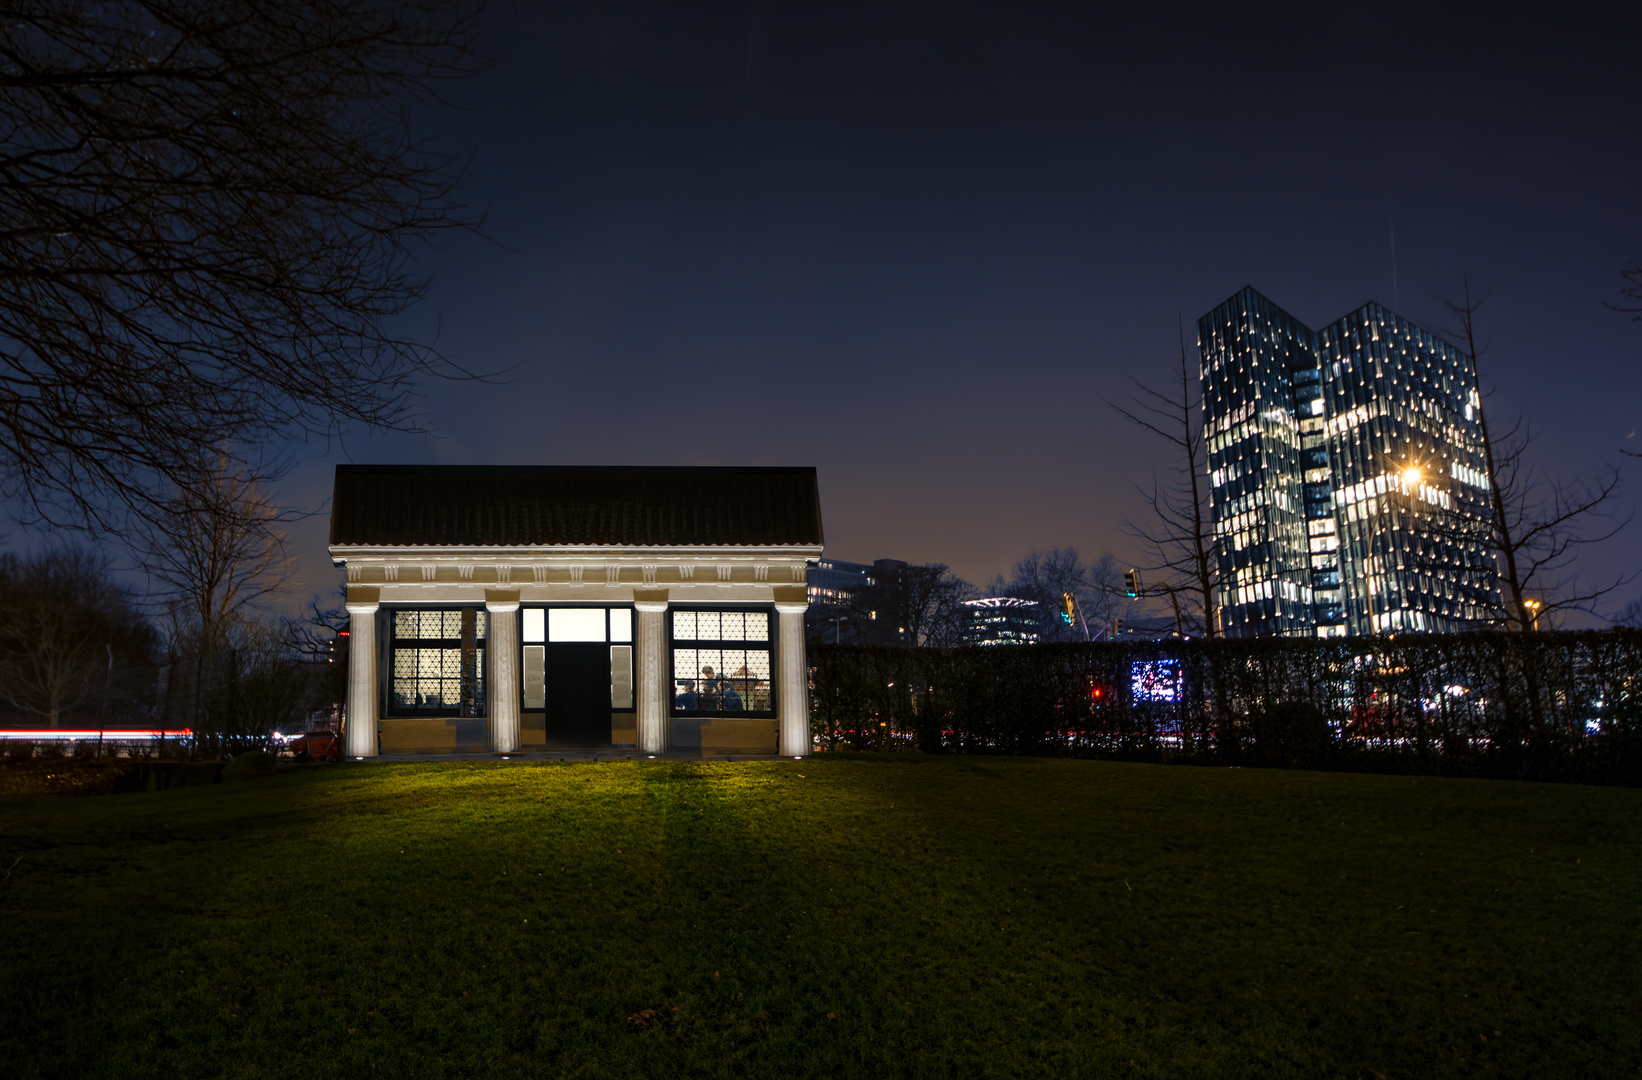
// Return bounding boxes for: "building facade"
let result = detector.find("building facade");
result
[804,557,910,644]
[1198,287,1497,637]
[328,465,824,757]
[961,597,1042,646]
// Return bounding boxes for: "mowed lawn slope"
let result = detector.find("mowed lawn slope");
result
[1,757,1637,1079]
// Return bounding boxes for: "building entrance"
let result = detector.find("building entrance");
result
[544,642,611,745]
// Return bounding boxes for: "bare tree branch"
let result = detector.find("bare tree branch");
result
[0,1,489,532]
[1445,280,1632,629]
[1105,322,1223,637]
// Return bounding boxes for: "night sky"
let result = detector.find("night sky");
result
[280,2,1642,614]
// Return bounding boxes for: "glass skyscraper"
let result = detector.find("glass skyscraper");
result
[1198,286,1498,637]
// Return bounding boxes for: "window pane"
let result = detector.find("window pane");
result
[609,608,632,643]
[672,648,699,710]
[549,608,606,642]
[610,645,633,708]
[668,610,774,714]
[522,608,545,643]
[744,650,771,711]
[522,646,545,709]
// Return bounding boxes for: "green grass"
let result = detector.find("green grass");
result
[1,757,1638,1078]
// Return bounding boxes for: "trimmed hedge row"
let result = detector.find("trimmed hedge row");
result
[807,630,1642,785]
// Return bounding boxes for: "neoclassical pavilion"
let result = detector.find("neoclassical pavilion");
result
[328,465,823,757]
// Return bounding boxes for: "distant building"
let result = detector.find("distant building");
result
[806,557,909,644]
[1199,286,1499,637]
[962,597,1042,646]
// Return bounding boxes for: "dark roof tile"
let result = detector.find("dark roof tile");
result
[329,465,824,548]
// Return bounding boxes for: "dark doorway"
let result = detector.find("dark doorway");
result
[545,643,611,746]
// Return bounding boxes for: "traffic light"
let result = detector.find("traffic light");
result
[1124,569,1140,598]
[1060,592,1076,625]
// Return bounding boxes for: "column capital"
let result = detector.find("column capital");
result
[774,601,809,615]
[634,600,669,613]
[484,587,521,613]
[345,585,380,614]
[633,588,669,613]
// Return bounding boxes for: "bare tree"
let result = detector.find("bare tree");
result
[0,547,149,727]
[850,563,976,647]
[898,564,977,647]
[1611,260,1642,322]
[1446,282,1631,630]
[998,548,1133,641]
[218,616,309,750]
[134,455,291,735]
[0,0,486,530]
[1614,261,1642,464]
[1106,325,1223,637]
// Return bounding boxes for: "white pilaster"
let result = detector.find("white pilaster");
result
[776,600,810,757]
[345,595,380,758]
[485,593,521,753]
[635,599,668,754]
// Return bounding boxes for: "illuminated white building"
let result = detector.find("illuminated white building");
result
[1198,287,1498,637]
[328,465,823,756]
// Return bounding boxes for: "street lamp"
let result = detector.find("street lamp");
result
[1523,598,1542,632]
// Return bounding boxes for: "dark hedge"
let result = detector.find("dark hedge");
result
[808,630,1642,785]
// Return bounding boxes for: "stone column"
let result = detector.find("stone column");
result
[634,591,669,754]
[775,587,811,758]
[485,590,522,753]
[344,587,380,758]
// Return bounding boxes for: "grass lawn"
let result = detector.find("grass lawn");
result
[1,756,1637,1079]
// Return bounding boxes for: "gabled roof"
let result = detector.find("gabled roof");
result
[329,465,824,548]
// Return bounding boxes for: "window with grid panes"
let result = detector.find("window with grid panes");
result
[670,609,774,716]
[389,609,487,715]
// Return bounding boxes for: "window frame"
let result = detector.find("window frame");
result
[381,605,490,719]
[667,604,778,719]
[517,605,638,715]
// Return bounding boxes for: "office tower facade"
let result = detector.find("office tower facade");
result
[1198,287,1498,637]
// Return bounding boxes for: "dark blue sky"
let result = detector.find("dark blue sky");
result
[282,1,1641,611]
